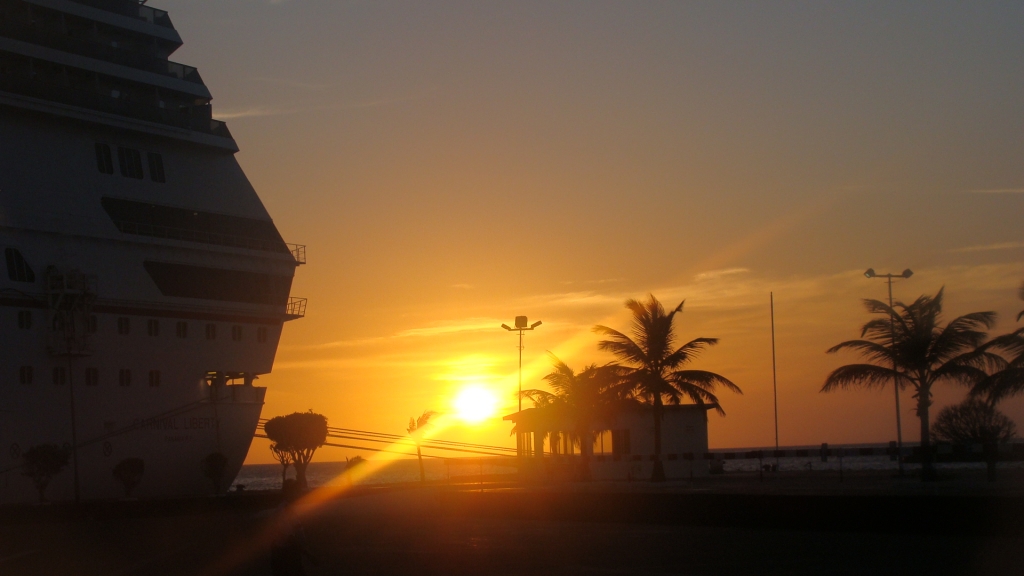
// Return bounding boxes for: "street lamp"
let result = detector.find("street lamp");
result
[501,316,542,413]
[864,267,913,476]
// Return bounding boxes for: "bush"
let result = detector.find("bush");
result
[932,399,1017,445]
[22,444,70,503]
[113,457,145,497]
[264,411,328,490]
[202,452,228,494]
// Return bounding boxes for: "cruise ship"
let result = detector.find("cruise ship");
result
[0,0,304,503]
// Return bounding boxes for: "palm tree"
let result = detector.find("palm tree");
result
[970,283,1024,404]
[594,294,741,482]
[822,288,1000,480]
[520,355,624,480]
[407,410,436,483]
[1018,281,1024,322]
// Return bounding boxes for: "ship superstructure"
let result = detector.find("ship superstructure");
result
[0,0,304,502]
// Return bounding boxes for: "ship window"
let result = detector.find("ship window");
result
[148,152,165,183]
[17,310,32,330]
[52,366,66,386]
[231,325,242,342]
[117,147,144,179]
[117,317,130,335]
[85,367,99,387]
[101,198,290,254]
[147,319,160,337]
[118,369,131,387]
[176,321,188,338]
[257,326,268,343]
[148,370,160,387]
[5,248,35,283]
[19,366,33,385]
[86,315,97,334]
[205,323,216,340]
[144,261,293,306]
[95,143,113,174]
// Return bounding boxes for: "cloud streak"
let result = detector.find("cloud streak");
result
[968,188,1024,194]
[950,241,1024,253]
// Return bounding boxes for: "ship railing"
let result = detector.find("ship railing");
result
[288,244,307,265]
[137,5,174,29]
[0,73,231,138]
[112,219,293,255]
[0,21,202,84]
[61,0,175,29]
[285,297,307,320]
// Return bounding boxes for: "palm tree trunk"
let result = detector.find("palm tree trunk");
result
[578,427,592,482]
[416,445,425,483]
[651,399,666,482]
[918,386,934,481]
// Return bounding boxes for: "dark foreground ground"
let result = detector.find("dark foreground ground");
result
[2,470,1023,576]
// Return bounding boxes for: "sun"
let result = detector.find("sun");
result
[452,386,499,424]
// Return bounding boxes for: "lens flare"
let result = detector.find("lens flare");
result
[453,386,498,424]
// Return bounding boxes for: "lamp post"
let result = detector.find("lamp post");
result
[501,316,542,413]
[864,268,913,476]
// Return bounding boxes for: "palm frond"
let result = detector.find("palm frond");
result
[669,369,743,395]
[972,367,1024,404]
[821,364,899,392]
[826,339,894,363]
[520,389,558,408]
[662,338,719,369]
[593,325,647,366]
[678,384,724,415]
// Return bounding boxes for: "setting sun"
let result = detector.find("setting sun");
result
[452,386,499,424]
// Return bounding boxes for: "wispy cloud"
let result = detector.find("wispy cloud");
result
[215,106,287,120]
[950,241,1024,253]
[217,87,440,120]
[394,318,502,338]
[967,188,1024,194]
[694,268,750,282]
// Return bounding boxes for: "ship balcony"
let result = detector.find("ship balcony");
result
[111,218,305,259]
[288,244,307,265]
[285,297,307,321]
[0,71,231,138]
[0,20,201,84]
[71,0,175,29]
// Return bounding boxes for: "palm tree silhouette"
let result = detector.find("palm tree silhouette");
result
[970,283,1024,404]
[521,355,625,480]
[594,294,741,482]
[1018,281,1024,322]
[822,288,999,480]
[407,410,436,483]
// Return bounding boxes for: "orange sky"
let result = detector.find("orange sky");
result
[158,1,1024,464]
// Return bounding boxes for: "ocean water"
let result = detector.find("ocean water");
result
[233,447,1021,491]
[233,458,516,491]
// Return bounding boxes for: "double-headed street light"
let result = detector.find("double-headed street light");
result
[864,268,913,476]
[502,316,542,413]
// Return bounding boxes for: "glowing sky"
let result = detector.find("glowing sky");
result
[157,1,1024,463]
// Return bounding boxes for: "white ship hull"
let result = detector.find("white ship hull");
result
[0,0,304,503]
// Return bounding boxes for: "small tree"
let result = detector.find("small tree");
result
[270,443,292,486]
[932,399,1017,445]
[202,452,228,495]
[264,411,328,490]
[112,457,145,498]
[22,444,69,503]
[407,411,436,483]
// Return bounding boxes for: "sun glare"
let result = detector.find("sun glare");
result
[453,386,499,424]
